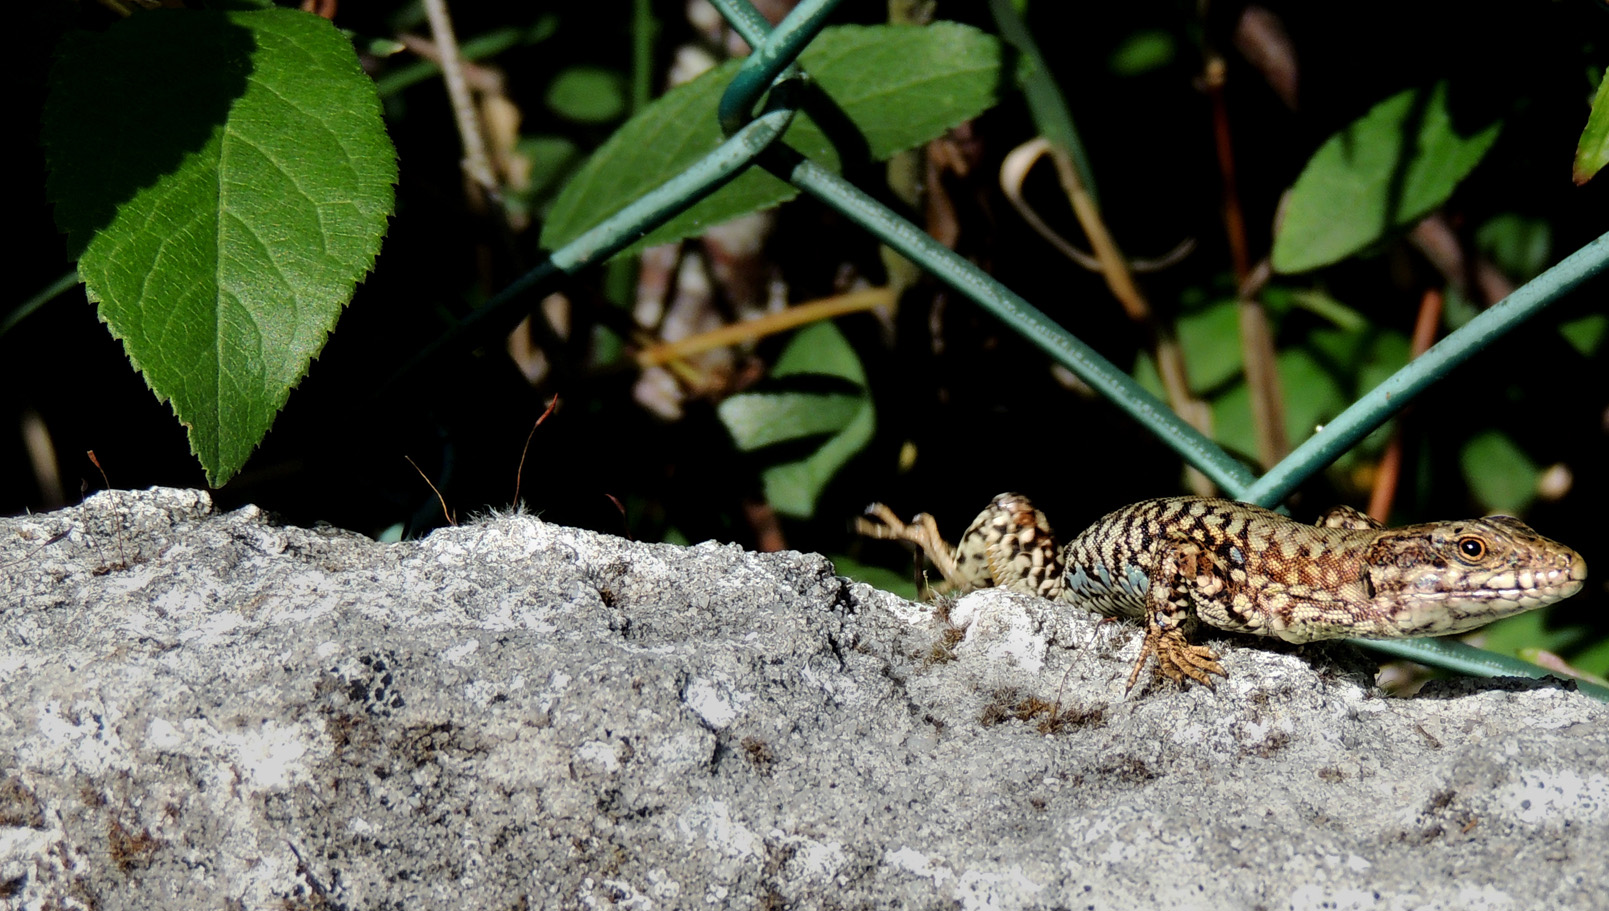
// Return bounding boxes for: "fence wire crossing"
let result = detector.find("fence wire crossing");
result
[517,0,1608,692]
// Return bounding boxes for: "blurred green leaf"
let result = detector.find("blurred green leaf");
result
[1473,609,1587,665]
[1440,285,1481,332]
[541,22,1004,255]
[1304,327,1409,459]
[1278,351,1350,448]
[1353,330,1411,397]
[1565,635,1609,681]
[717,322,874,518]
[1109,30,1175,76]
[542,58,810,257]
[507,135,583,221]
[1307,327,1370,379]
[1272,81,1502,273]
[1285,289,1368,331]
[1558,313,1607,357]
[1495,615,1571,654]
[1476,214,1551,281]
[830,554,921,600]
[546,66,628,123]
[1213,349,1346,460]
[774,317,867,382]
[1130,299,1242,398]
[349,33,407,57]
[1131,350,1165,402]
[760,403,875,518]
[719,392,865,449]
[1175,300,1244,393]
[1459,429,1540,514]
[1573,71,1609,185]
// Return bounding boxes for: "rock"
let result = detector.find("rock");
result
[1,487,1605,910]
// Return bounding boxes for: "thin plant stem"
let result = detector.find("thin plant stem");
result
[422,0,498,194]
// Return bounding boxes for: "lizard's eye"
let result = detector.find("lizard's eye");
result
[1457,536,1487,561]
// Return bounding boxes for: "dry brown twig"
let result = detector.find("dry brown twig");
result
[999,137,1212,494]
[513,395,560,508]
[405,455,456,527]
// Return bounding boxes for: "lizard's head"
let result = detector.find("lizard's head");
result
[1361,515,1586,637]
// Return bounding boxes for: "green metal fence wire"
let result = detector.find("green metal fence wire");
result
[387,91,802,385]
[470,1,1608,697]
[715,0,833,134]
[1242,235,1609,508]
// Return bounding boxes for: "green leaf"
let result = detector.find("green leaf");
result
[1459,429,1540,515]
[1212,349,1346,460]
[506,135,583,222]
[1108,30,1175,76]
[1175,300,1244,394]
[802,22,1003,161]
[546,66,628,124]
[1565,635,1609,681]
[1304,327,1408,459]
[1302,326,1412,402]
[716,322,874,518]
[828,554,921,601]
[1130,350,1165,402]
[1573,72,1609,185]
[1128,299,1243,399]
[1475,214,1551,281]
[1353,330,1411,402]
[1470,610,1586,665]
[540,22,1003,255]
[44,8,396,485]
[1441,285,1481,332]
[1283,289,1367,332]
[540,58,807,256]
[773,317,867,382]
[1558,313,1607,357]
[760,402,874,518]
[1272,82,1502,273]
[720,392,866,450]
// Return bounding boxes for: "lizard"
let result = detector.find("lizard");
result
[856,494,1588,691]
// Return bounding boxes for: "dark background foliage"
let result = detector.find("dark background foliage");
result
[10,1,1607,664]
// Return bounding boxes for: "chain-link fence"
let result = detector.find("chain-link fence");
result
[421,0,1609,694]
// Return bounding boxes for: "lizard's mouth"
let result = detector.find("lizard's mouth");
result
[1461,548,1586,611]
[1524,548,1587,600]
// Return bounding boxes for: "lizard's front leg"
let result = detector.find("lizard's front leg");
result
[1129,540,1228,691]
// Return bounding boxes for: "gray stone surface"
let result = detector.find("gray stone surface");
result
[1,487,1605,911]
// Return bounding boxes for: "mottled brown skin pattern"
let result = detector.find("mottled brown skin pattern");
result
[858,494,1588,691]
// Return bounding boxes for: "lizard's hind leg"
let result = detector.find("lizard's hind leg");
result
[958,494,1065,599]
[857,494,1065,598]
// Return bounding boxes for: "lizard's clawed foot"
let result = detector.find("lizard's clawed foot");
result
[856,504,962,589]
[1126,625,1226,692]
[856,504,944,554]
[855,503,909,540]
